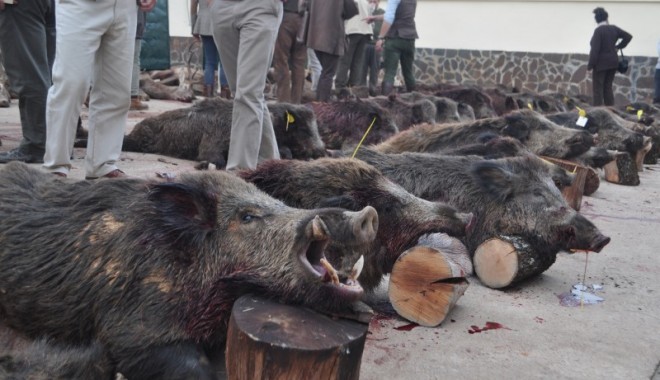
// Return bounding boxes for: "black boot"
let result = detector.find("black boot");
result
[381,81,394,96]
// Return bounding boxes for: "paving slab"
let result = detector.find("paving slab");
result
[0,98,658,379]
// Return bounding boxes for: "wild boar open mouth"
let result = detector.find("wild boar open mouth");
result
[299,216,364,297]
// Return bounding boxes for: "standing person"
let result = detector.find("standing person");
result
[0,0,55,164]
[306,0,358,101]
[334,0,371,92]
[272,0,307,103]
[587,7,632,106]
[307,48,322,92]
[210,0,283,171]
[130,8,148,110]
[191,0,229,98]
[362,0,384,96]
[44,0,156,179]
[654,38,660,105]
[367,0,418,96]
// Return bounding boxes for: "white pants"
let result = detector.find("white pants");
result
[44,0,137,177]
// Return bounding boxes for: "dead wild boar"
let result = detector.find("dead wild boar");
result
[374,109,594,160]
[123,98,327,168]
[369,94,437,130]
[433,87,498,119]
[239,157,472,292]
[546,107,648,157]
[0,161,378,379]
[306,99,399,151]
[354,148,611,264]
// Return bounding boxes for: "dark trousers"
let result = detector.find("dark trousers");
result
[0,0,55,156]
[314,50,339,102]
[592,68,616,106]
[362,43,381,95]
[272,11,307,103]
[382,37,416,91]
[654,68,660,104]
[201,35,227,87]
[334,33,369,89]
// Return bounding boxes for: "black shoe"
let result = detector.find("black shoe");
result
[0,149,44,164]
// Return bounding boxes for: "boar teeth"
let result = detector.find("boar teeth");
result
[320,257,340,285]
[312,216,328,240]
[349,255,364,281]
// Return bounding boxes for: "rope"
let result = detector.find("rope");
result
[351,116,378,159]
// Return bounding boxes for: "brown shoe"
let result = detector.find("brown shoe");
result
[220,85,232,99]
[85,169,126,180]
[129,96,148,111]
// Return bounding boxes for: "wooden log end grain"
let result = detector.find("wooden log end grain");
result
[473,235,557,289]
[634,139,653,172]
[226,294,368,380]
[541,156,587,211]
[389,246,469,327]
[603,151,640,186]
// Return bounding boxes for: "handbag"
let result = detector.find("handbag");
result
[617,49,629,74]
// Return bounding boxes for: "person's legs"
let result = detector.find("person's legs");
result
[201,35,219,97]
[212,0,282,170]
[602,69,616,106]
[0,0,52,161]
[307,48,321,92]
[84,0,137,178]
[399,38,416,92]
[654,68,660,104]
[335,34,360,90]
[289,40,307,104]
[591,70,605,106]
[273,12,298,103]
[315,50,340,102]
[381,38,402,95]
[347,34,368,87]
[129,38,148,110]
[44,0,106,175]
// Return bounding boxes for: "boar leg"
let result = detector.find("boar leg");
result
[115,342,216,380]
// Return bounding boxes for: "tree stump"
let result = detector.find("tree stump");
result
[635,139,653,172]
[603,151,640,186]
[389,245,469,327]
[473,235,556,289]
[541,156,587,210]
[226,295,368,380]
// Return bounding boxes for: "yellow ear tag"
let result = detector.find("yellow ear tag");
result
[637,110,644,120]
[576,106,587,118]
[527,103,534,110]
[563,96,570,104]
[626,105,635,112]
[285,111,295,131]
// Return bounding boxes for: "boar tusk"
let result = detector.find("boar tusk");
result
[320,257,340,285]
[350,255,364,281]
[311,215,328,240]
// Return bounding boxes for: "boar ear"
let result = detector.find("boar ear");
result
[471,161,515,201]
[502,115,530,140]
[317,195,359,210]
[148,182,217,231]
[505,96,517,111]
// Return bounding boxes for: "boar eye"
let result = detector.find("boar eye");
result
[241,213,258,224]
[533,189,544,197]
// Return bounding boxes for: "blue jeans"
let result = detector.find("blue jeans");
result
[201,35,227,87]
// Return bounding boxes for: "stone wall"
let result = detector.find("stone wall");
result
[170,37,656,105]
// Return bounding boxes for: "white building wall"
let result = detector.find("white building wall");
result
[168,0,660,57]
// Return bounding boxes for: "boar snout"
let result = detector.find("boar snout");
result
[589,234,611,253]
[352,205,379,245]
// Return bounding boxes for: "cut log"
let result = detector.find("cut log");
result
[226,294,368,380]
[473,235,556,289]
[603,151,640,186]
[541,156,587,210]
[634,138,653,172]
[389,245,469,327]
[583,167,600,196]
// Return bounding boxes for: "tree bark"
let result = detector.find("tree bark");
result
[603,152,640,186]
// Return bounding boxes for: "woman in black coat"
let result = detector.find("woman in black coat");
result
[587,7,632,106]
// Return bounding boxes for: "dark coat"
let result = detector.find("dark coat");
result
[306,0,358,56]
[588,24,632,71]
